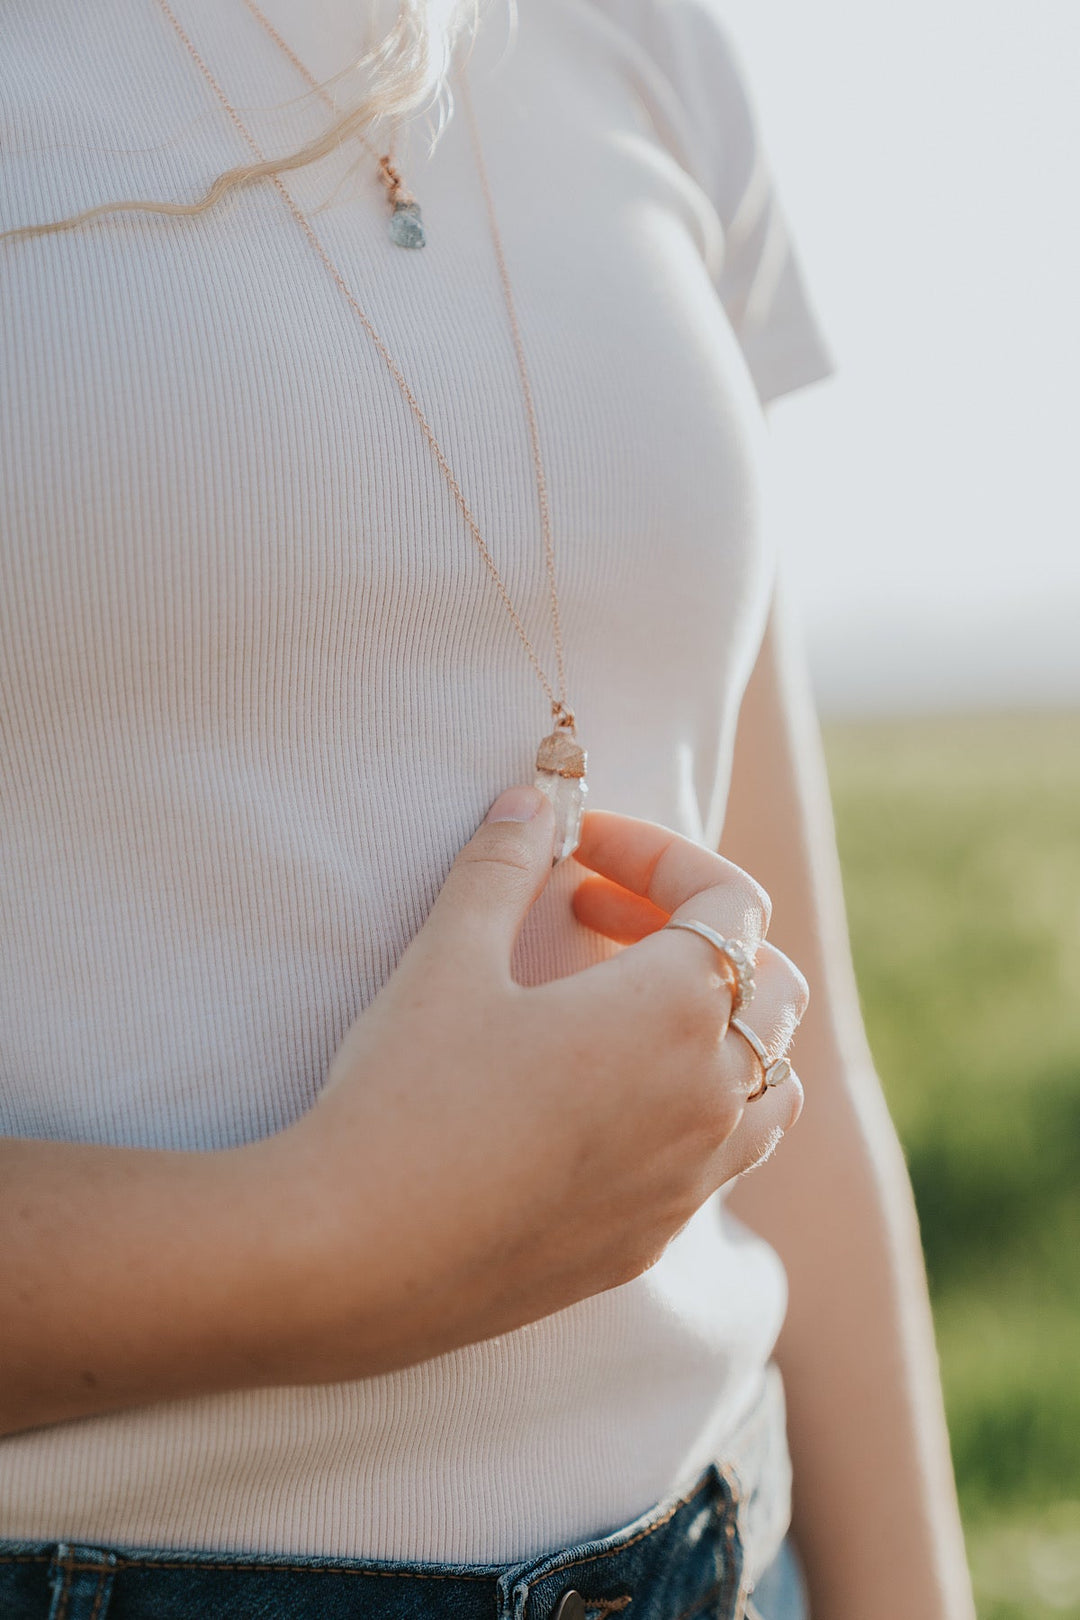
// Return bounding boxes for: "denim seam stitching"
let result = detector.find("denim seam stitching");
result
[30,1558,489,1580]
[722,1516,742,1618]
[52,1554,74,1620]
[525,1470,718,1591]
[1,1470,732,1589]
[87,1570,111,1620]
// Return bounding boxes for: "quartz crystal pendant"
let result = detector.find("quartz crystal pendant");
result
[388,200,426,249]
[535,730,588,865]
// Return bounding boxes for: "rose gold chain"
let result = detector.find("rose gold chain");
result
[235,0,416,207]
[457,75,569,715]
[154,0,575,731]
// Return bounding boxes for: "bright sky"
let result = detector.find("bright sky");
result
[721,0,1080,714]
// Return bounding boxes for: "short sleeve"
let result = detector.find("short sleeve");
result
[608,0,840,407]
[698,15,838,406]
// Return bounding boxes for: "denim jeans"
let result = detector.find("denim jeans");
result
[0,1464,808,1619]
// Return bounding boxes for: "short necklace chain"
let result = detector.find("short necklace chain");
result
[235,0,422,231]
[152,0,576,734]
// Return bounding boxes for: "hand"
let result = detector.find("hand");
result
[282,784,808,1379]
[569,805,807,1186]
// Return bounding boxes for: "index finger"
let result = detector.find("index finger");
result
[573,809,771,943]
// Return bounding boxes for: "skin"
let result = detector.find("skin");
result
[0,786,806,1431]
[0,20,974,1608]
[719,590,975,1617]
[0,546,974,1620]
[570,598,975,1620]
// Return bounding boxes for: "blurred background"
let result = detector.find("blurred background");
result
[719,2,1080,1614]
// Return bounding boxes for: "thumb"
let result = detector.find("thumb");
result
[419,785,556,969]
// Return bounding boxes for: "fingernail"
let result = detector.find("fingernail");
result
[484,785,544,823]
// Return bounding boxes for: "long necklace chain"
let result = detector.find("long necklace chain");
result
[233,0,570,718]
[153,0,573,728]
[151,0,587,857]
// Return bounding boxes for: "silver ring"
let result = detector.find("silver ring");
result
[729,1017,793,1101]
[662,918,756,1013]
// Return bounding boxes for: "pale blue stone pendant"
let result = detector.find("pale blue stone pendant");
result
[389,200,426,250]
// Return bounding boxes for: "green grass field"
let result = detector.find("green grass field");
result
[823,711,1080,1619]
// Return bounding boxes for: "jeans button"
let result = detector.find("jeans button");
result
[553,1592,587,1620]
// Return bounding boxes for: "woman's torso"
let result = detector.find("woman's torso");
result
[0,0,828,1579]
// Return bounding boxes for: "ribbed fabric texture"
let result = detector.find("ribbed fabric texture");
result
[0,0,836,1580]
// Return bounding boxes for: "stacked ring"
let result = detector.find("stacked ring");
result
[728,1017,793,1101]
[662,917,756,1014]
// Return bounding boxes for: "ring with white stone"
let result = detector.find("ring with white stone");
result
[729,1016,793,1101]
[662,917,756,1014]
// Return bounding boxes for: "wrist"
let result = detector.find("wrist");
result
[233,1096,420,1385]
[249,1093,500,1385]
[222,1115,353,1384]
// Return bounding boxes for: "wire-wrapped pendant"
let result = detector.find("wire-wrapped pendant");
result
[535,729,588,864]
[379,153,426,249]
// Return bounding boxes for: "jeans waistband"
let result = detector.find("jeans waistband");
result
[0,1462,751,1620]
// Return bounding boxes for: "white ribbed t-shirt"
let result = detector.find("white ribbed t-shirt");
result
[0,0,836,1579]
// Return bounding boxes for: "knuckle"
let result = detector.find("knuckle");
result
[735,1074,805,1171]
[721,861,772,940]
[458,827,536,877]
[780,1070,805,1128]
[745,874,773,938]
[756,943,810,1018]
[780,957,811,1019]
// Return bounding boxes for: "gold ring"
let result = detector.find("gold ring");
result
[728,1016,792,1101]
[662,918,756,1014]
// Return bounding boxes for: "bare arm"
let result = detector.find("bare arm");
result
[722,589,975,1618]
[0,1131,330,1432]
